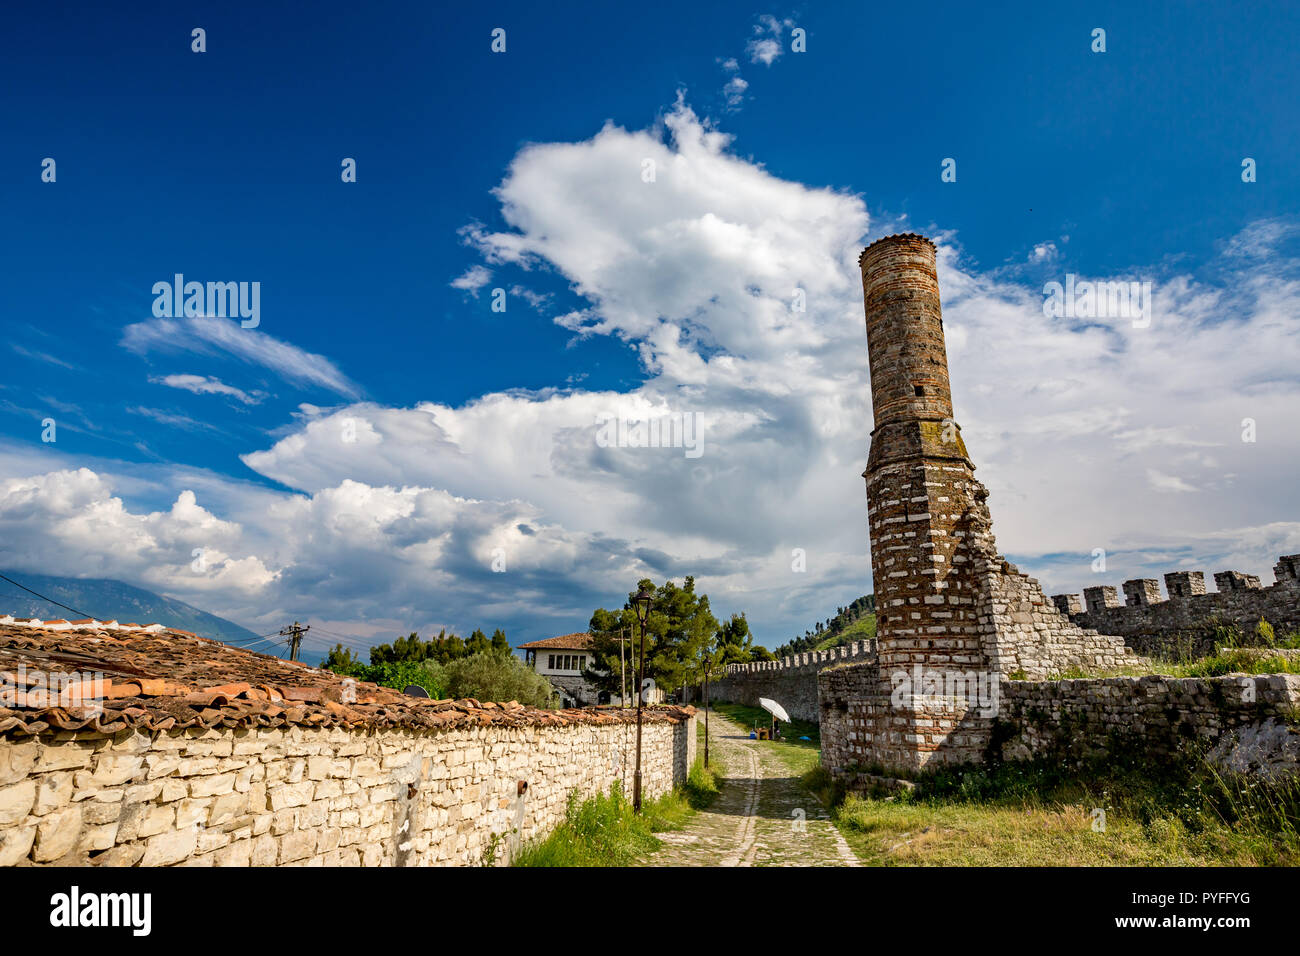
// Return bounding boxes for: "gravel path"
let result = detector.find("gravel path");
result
[642,710,859,867]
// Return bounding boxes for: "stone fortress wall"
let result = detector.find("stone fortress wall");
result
[1051,556,1300,656]
[706,640,878,722]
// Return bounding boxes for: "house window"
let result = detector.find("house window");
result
[914,385,925,396]
[547,654,554,669]
[579,655,586,671]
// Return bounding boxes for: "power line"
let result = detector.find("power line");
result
[279,621,310,662]
[0,572,95,620]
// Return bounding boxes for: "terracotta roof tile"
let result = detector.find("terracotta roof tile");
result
[516,631,595,650]
[0,616,693,738]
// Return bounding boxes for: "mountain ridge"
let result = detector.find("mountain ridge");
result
[0,570,263,646]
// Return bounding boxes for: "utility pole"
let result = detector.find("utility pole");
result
[280,621,310,662]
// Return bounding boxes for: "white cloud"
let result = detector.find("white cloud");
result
[6,99,1299,652]
[451,264,493,293]
[746,15,794,66]
[122,316,361,399]
[151,373,264,405]
[723,75,749,109]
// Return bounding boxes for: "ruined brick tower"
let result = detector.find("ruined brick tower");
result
[841,234,1136,771]
[860,234,986,675]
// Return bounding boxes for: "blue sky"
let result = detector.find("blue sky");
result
[3,1,1299,659]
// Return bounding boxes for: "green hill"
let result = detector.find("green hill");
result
[0,570,263,645]
[776,595,876,657]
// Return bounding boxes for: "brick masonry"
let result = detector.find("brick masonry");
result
[820,234,1139,775]
[0,710,695,867]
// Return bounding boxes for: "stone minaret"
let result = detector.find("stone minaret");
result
[823,234,1137,772]
[860,234,990,677]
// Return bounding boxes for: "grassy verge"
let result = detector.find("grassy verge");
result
[511,756,722,867]
[805,751,1300,866]
[709,702,820,779]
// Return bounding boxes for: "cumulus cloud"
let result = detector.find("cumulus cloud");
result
[5,99,1299,651]
[747,15,794,66]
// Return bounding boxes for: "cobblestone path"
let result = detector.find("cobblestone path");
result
[642,710,860,867]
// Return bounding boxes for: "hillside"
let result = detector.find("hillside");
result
[0,570,262,645]
[776,595,876,657]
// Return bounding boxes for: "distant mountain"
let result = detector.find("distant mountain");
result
[0,570,262,645]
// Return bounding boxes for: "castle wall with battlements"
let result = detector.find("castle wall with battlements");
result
[704,641,877,722]
[1051,555,1300,657]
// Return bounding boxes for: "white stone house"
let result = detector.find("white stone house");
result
[519,632,668,708]
[518,632,607,708]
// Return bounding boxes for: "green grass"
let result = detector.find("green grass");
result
[817,751,1300,866]
[709,703,821,781]
[510,756,722,867]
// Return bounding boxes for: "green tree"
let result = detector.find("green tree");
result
[321,643,364,673]
[585,577,720,699]
[714,613,755,666]
[489,628,512,657]
[466,628,492,656]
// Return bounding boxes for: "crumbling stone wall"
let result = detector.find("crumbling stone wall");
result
[820,664,1300,777]
[0,711,695,867]
[998,674,1300,776]
[1053,556,1300,657]
[706,641,877,722]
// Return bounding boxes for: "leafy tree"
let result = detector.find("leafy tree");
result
[585,577,719,699]
[466,628,492,656]
[322,643,363,673]
[714,613,756,666]
[490,628,512,657]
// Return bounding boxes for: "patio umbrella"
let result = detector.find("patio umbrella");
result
[759,698,791,722]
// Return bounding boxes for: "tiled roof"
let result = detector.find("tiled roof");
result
[0,618,693,738]
[516,632,595,650]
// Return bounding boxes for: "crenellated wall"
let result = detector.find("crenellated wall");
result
[1051,555,1300,657]
[705,640,878,722]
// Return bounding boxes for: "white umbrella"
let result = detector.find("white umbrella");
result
[759,698,790,722]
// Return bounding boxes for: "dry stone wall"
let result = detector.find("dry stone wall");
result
[0,710,695,867]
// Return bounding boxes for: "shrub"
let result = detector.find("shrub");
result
[444,651,558,708]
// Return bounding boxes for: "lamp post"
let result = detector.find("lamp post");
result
[702,652,711,768]
[632,584,653,812]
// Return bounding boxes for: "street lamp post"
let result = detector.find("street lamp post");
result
[632,584,653,813]
[702,652,711,768]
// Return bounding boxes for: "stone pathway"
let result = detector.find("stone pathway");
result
[642,710,860,867]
